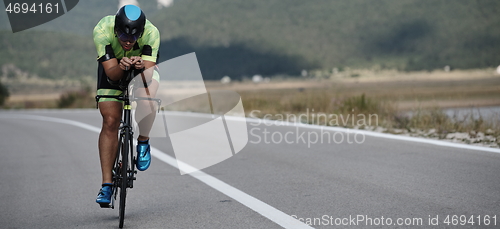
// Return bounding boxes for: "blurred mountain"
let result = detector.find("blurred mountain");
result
[0,0,163,34]
[153,0,500,75]
[1,0,499,81]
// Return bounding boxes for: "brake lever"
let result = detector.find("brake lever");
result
[157,99,162,113]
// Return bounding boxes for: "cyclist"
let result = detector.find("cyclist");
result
[93,5,160,205]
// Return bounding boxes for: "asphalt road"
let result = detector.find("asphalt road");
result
[1,109,499,229]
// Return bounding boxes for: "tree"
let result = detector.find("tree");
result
[0,80,10,106]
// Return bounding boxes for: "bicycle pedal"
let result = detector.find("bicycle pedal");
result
[99,203,112,209]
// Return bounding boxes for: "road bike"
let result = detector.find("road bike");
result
[95,70,161,228]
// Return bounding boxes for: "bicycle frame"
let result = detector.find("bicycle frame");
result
[95,70,161,228]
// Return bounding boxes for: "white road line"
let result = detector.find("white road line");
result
[245,117,500,154]
[164,111,500,154]
[0,114,313,229]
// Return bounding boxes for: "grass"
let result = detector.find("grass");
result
[2,87,95,109]
[240,89,499,145]
[57,87,95,109]
[231,69,500,146]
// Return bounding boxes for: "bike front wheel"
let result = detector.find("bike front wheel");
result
[118,128,130,228]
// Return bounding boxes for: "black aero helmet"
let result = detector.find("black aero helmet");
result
[115,5,146,40]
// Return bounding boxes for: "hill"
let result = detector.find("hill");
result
[0,31,95,79]
[0,0,499,81]
[152,0,500,78]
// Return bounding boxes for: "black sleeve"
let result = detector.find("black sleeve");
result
[142,45,160,64]
[142,45,152,56]
[97,45,116,62]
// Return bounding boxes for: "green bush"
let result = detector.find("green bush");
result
[339,93,378,114]
[0,80,9,106]
[57,87,93,108]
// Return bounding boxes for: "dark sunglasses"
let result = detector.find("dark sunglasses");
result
[116,30,139,43]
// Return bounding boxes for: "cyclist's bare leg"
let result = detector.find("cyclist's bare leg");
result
[98,101,123,184]
[134,80,159,141]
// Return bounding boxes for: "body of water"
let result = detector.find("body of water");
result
[443,106,500,121]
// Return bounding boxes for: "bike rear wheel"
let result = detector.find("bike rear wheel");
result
[118,128,130,228]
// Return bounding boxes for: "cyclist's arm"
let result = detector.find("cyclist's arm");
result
[138,22,160,83]
[93,18,127,82]
[102,57,127,82]
[142,60,156,83]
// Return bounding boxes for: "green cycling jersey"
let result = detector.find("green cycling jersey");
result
[93,15,160,63]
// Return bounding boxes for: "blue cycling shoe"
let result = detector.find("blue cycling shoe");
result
[96,184,113,205]
[136,139,151,171]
